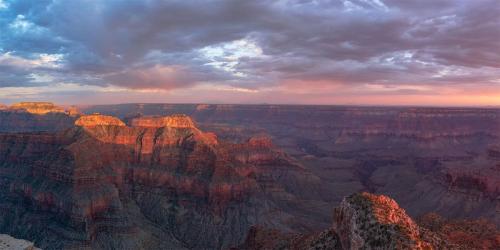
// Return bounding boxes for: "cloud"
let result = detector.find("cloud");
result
[104,65,204,90]
[0,0,499,104]
[0,52,62,69]
[0,0,8,9]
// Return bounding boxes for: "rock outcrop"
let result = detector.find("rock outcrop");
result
[238,192,498,249]
[332,193,450,249]
[0,234,40,250]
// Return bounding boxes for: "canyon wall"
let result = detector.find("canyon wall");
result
[0,103,498,248]
[0,102,78,132]
[85,104,500,225]
[0,114,327,249]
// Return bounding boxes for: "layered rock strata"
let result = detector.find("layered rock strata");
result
[0,114,324,249]
[0,102,78,132]
[83,104,500,225]
[9,102,65,115]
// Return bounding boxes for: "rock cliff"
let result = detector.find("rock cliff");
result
[0,114,325,249]
[0,102,78,132]
[9,102,65,114]
[129,114,196,128]
[75,114,126,127]
[83,104,500,225]
[332,193,449,249]
[2,103,499,249]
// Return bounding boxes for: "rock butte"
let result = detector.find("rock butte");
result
[75,114,126,127]
[76,114,200,129]
[9,102,65,114]
[0,102,77,133]
[0,113,307,249]
[130,114,196,128]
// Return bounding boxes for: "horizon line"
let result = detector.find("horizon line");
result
[3,101,499,109]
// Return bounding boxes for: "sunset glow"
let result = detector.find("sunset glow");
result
[0,0,499,106]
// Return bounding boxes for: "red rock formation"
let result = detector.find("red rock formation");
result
[130,114,196,128]
[74,114,126,127]
[9,102,65,114]
[0,102,77,132]
[333,193,451,249]
[418,213,500,249]
[2,105,498,249]
[236,192,493,249]
[239,193,500,250]
[0,114,321,249]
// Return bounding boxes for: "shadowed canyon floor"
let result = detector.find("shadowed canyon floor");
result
[0,102,498,249]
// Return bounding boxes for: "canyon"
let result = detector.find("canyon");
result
[0,110,328,249]
[86,104,500,224]
[0,102,498,249]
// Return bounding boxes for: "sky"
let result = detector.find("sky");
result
[0,0,499,106]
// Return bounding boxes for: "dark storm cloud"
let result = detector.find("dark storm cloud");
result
[0,0,499,91]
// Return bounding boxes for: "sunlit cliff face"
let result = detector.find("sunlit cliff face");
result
[7,102,63,114]
[0,0,499,106]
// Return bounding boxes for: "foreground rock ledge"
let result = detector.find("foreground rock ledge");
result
[0,234,40,250]
[333,192,449,249]
[238,192,470,249]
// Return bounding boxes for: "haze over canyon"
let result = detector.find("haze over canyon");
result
[0,102,498,249]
